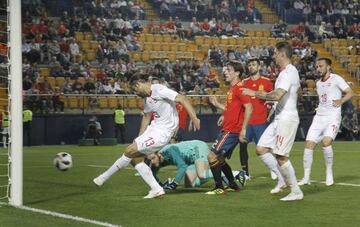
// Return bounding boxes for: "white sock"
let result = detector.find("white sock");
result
[3,136,6,148]
[303,148,313,180]
[100,154,131,181]
[135,162,162,191]
[280,160,301,193]
[322,146,333,176]
[259,153,285,185]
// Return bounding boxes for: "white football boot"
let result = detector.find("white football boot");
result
[325,171,334,186]
[280,191,304,201]
[93,175,106,186]
[298,178,311,186]
[143,188,165,199]
[270,181,287,194]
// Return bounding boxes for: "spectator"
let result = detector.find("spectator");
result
[85,116,102,145]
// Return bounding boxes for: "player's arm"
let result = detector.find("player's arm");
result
[242,87,287,101]
[175,94,200,130]
[333,87,354,107]
[209,96,225,111]
[138,112,151,136]
[172,152,188,184]
[239,103,252,143]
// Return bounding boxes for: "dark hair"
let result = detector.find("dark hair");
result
[317,57,332,66]
[275,41,293,58]
[129,73,148,87]
[226,61,244,77]
[117,104,123,109]
[247,57,260,65]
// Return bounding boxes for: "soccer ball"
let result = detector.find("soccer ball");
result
[54,152,73,171]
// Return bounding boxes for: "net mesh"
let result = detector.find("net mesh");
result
[0,0,9,202]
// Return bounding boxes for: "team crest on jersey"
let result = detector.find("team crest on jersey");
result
[227,91,233,104]
[258,84,264,91]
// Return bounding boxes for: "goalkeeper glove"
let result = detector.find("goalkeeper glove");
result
[163,178,178,190]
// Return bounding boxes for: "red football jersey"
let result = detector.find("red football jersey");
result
[176,103,188,130]
[222,81,251,133]
[243,76,273,125]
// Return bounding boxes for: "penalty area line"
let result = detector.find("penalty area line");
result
[0,202,121,227]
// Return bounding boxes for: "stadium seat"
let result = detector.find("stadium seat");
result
[127,96,138,109]
[47,77,56,88]
[163,35,172,43]
[161,43,170,51]
[195,36,204,45]
[90,41,98,50]
[211,37,220,45]
[78,96,89,109]
[255,31,263,37]
[80,40,90,50]
[98,96,108,108]
[75,32,84,42]
[143,43,152,51]
[145,34,154,42]
[154,34,163,42]
[152,42,161,51]
[178,44,187,52]
[220,38,228,45]
[84,32,93,40]
[108,97,118,109]
[60,96,68,108]
[170,44,178,52]
[68,96,79,109]
[142,51,150,61]
[39,68,50,77]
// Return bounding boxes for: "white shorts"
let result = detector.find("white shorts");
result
[258,119,299,157]
[306,115,341,143]
[135,126,173,155]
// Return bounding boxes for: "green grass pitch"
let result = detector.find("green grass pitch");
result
[1,142,360,227]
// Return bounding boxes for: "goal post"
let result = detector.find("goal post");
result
[9,0,23,206]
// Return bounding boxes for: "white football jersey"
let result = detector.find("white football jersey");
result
[274,64,300,122]
[315,73,349,116]
[143,84,179,133]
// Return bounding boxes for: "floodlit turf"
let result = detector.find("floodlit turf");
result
[1,142,360,227]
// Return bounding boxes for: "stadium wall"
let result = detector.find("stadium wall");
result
[27,114,320,146]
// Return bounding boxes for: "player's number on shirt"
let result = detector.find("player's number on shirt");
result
[276,135,284,147]
[144,137,155,147]
[320,94,327,103]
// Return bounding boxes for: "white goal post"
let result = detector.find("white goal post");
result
[9,0,23,206]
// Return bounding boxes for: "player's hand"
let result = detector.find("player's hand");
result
[242,88,256,97]
[209,96,218,106]
[190,118,200,131]
[163,178,178,190]
[239,129,247,143]
[332,99,342,108]
[217,115,223,126]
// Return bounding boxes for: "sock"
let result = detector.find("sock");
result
[100,154,131,181]
[239,142,249,175]
[303,148,313,180]
[259,153,285,185]
[194,169,213,187]
[322,146,333,175]
[135,162,162,191]
[221,162,235,183]
[279,160,301,193]
[210,165,223,189]
[194,178,201,187]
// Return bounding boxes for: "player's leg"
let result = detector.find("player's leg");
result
[273,120,303,201]
[184,165,198,187]
[322,137,334,186]
[207,151,226,194]
[298,140,317,185]
[256,122,286,193]
[239,125,251,176]
[207,132,240,194]
[320,117,341,186]
[93,142,138,186]
[299,115,322,185]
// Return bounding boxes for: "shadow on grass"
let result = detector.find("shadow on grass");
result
[25,191,89,205]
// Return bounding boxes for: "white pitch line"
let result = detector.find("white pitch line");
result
[258,176,360,187]
[0,202,121,227]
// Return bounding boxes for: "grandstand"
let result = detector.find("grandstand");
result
[1,0,360,226]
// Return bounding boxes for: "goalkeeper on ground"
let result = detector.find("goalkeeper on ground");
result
[147,140,213,190]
